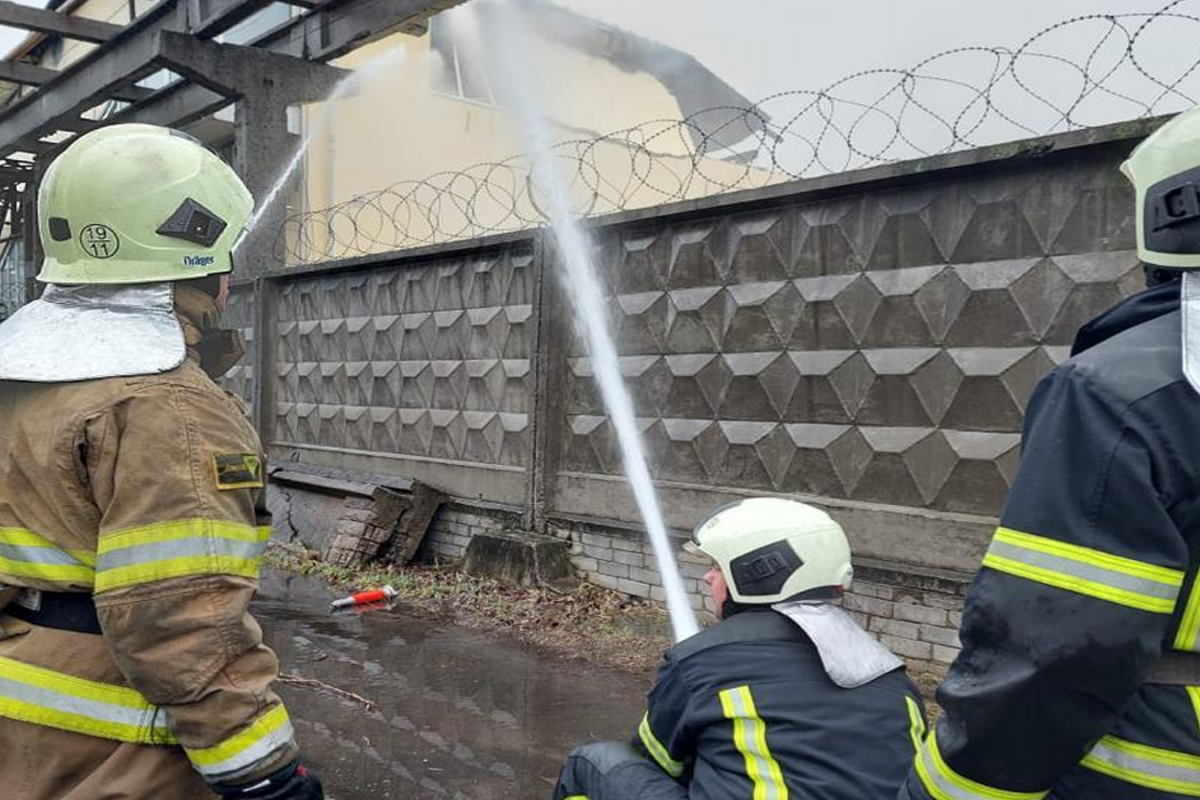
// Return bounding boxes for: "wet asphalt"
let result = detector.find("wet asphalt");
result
[253,570,651,800]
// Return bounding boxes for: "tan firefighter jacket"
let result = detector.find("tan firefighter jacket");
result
[0,286,297,786]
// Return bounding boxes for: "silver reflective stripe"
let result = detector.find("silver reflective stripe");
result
[720,687,787,800]
[915,731,1048,800]
[0,675,161,731]
[97,537,268,571]
[1084,737,1200,794]
[917,740,990,800]
[193,719,297,782]
[1183,272,1200,396]
[987,540,1179,603]
[0,543,85,567]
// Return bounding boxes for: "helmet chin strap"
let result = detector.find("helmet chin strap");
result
[1183,272,1200,396]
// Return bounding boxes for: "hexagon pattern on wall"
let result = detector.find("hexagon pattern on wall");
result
[561,156,1142,516]
[272,251,535,468]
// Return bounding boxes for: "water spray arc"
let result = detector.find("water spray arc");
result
[449,1,700,641]
[235,47,408,256]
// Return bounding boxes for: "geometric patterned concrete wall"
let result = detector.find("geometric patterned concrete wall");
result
[559,146,1142,519]
[269,248,536,504]
[252,130,1151,571]
[221,283,256,405]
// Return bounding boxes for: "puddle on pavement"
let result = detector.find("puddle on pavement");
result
[253,570,652,800]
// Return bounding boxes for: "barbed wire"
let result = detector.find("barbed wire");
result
[278,0,1200,265]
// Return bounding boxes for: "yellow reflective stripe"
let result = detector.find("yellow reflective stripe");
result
[95,521,270,592]
[0,527,96,586]
[1081,735,1200,796]
[1175,581,1200,651]
[0,557,95,584]
[96,556,262,593]
[1188,687,1200,740]
[719,685,788,800]
[186,704,295,780]
[0,656,175,745]
[906,696,926,754]
[99,520,270,550]
[993,529,1183,583]
[983,528,1183,614]
[915,729,1048,800]
[638,712,684,778]
[0,528,96,567]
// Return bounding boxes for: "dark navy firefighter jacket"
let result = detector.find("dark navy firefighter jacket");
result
[900,281,1200,800]
[634,608,925,800]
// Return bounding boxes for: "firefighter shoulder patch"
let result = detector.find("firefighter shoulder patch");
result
[212,453,264,490]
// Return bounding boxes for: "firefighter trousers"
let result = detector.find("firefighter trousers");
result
[552,741,688,800]
[0,716,216,800]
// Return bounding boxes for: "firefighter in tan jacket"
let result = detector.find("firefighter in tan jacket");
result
[0,124,323,799]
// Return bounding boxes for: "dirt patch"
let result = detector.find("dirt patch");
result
[266,542,945,711]
[266,541,674,674]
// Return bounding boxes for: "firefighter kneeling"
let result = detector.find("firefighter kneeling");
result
[552,498,926,800]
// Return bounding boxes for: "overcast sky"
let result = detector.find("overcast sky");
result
[0,0,1184,101]
[0,1,1181,94]
[0,0,1189,167]
[549,0,1182,102]
[0,0,37,57]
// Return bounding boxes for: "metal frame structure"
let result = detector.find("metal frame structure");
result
[0,0,464,307]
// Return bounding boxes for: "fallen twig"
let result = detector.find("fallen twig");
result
[278,672,377,711]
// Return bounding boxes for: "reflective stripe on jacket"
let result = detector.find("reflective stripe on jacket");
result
[638,609,924,800]
[901,281,1200,800]
[0,289,295,787]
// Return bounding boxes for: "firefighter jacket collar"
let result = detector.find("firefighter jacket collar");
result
[0,283,185,383]
[174,284,245,380]
[771,601,903,688]
[1184,272,1200,395]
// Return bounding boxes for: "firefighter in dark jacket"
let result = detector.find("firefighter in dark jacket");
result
[553,498,926,800]
[900,105,1200,800]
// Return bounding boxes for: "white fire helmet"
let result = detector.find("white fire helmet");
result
[684,498,853,605]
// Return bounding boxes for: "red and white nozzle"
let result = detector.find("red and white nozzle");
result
[331,585,398,609]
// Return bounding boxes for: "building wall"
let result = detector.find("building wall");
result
[233,121,1157,675]
[294,31,771,261]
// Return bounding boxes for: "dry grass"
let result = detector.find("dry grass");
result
[266,542,673,674]
[265,542,945,709]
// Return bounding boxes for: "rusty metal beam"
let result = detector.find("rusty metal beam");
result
[0,0,123,44]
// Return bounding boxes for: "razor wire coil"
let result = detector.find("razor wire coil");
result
[277,1,1200,265]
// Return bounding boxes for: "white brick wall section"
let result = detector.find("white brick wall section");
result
[894,601,949,626]
[932,644,960,664]
[609,536,644,554]
[582,544,614,562]
[613,550,645,567]
[852,582,896,600]
[617,578,651,598]
[843,594,894,618]
[589,573,622,592]
[920,625,961,648]
[879,634,932,661]
[628,566,663,586]
[869,618,920,640]
[921,592,964,610]
[596,561,629,579]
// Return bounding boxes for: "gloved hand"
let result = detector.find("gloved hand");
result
[213,759,324,800]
